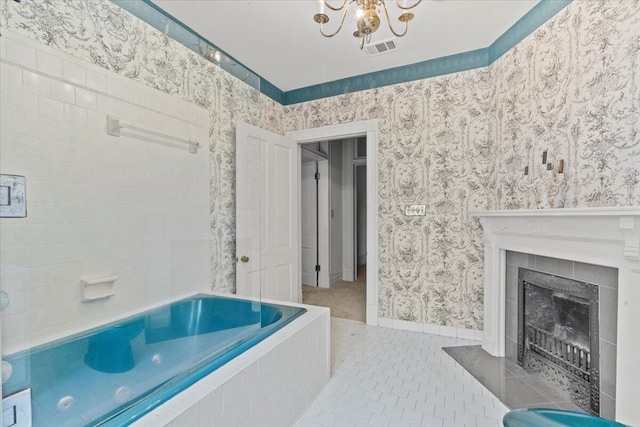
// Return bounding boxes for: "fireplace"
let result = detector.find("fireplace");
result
[518,268,599,414]
[471,207,640,426]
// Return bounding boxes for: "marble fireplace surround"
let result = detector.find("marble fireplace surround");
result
[471,207,640,426]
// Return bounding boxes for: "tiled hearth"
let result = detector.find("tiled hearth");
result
[444,346,583,411]
[472,207,640,426]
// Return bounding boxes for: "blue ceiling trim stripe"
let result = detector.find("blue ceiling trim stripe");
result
[284,48,489,105]
[489,0,573,63]
[111,0,571,106]
[260,79,285,105]
[284,0,572,105]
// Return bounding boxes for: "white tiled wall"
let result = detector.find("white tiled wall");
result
[0,30,211,354]
[131,300,331,427]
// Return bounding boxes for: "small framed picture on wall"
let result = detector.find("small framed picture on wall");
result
[0,174,27,218]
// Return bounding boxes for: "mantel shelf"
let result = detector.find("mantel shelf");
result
[470,206,640,218]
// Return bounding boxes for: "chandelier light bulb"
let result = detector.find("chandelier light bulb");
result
[313,0,422,49]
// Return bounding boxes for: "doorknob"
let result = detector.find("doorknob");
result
[237,255,250,263]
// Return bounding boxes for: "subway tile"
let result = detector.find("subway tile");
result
[86,109,106,130]
[533,255,573,278]
[600,340,617,399]
[62,60,86,85]
[600,393,616,421]
[0,63,23,88]
[222,373,243,410]
[86,68,107,92]
[574,262,618,290]
[600,285,618,345]
[6,39,37,68]
[505,264,519,303]
[50,80,76,104]
[453,408,477,426]
[505,337,517,363]
[0,33,5,59]
[38,96,64,121]
[7,87,38,114]
[171,403,200,427]
[75,87,97,110]
[22,70,50,96]
[420,414,444,426]
[96,94,118,115]
[401,409,423,424]
[63,103,87,126]
[506,251,534,268]
[505,301,517,341]
[37,51,64,77]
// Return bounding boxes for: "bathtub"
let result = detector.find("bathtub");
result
[1,294,308,426]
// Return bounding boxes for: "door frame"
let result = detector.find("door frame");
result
[300,159,318,286]
[353,162,367,274]
[286,120,379,326]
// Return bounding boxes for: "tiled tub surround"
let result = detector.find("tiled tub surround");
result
[2,294,308,425]
[473,207,640,426]
[131,298,329,427]
[505,252,617,418]
[0,30,211,354]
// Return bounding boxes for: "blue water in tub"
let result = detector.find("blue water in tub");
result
[2,294,306,426]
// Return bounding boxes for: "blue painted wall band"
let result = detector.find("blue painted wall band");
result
[113,0,572,106]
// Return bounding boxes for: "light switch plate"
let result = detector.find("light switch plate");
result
[0,175,26,218]
[2,388,32,427]
[405,204,426,216]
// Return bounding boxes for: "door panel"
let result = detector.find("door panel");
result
[300,161,318,286]
[236,122,299,303]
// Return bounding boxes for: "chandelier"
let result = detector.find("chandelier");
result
[313,0,422,49]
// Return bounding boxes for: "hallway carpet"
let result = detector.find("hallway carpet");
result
[302,264,366,322]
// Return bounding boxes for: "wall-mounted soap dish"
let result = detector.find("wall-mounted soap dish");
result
[81,276,117,302]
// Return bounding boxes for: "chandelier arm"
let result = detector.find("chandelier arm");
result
[324,0,350,12]
[382,1,410,37]
[392,0,422,10]
[318,0,357,37]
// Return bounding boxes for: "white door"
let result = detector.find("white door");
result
[236,122,299,303]
[300,161,318,286]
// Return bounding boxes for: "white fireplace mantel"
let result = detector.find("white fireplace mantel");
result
[471,207,640,425]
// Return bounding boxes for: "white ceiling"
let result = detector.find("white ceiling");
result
[153,0,539,92]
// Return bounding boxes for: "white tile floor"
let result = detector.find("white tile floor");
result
[294,318,509,427]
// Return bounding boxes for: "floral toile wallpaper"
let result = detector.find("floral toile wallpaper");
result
[0,0,284,294]
[285,69,495,328]
[494,1,640,210]
[283,0,640,328]
[2,0,639,329]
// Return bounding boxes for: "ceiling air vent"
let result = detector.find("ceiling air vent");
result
[364,38,398,57]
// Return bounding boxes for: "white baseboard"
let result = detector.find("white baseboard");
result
[342,267,354,281]
[357,253,367,266]
[377,317,483,341]
[329,270,343,285]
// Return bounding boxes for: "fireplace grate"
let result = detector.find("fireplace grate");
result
[518,268,600,415]
[526,324,590,381]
